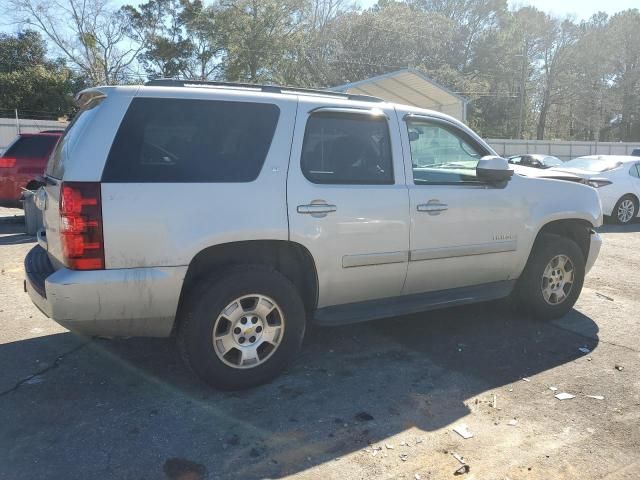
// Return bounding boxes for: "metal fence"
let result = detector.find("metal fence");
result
[487,139,640,161]
[0,117,68,154]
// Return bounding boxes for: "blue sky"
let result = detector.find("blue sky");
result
[2,0,639,34]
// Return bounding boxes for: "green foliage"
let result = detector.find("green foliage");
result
[0,30,78,119]
[6,1,640,140]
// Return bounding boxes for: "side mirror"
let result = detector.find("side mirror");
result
[476,156,514,184]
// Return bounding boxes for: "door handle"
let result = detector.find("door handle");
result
[417,200,448,215]
[297,203,337,215]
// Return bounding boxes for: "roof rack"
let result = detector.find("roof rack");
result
[144,78,384,103]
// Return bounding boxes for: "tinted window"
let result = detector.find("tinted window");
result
[508,156,522,164]
[5,135,58,159]
[406,119,487,184]
[630,163,640,179]
[301,113,393,185]
[103,98,280,183]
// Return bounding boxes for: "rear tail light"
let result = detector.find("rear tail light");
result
[59,182,104,270]
[0,157,16,168]
[587,179,612,188]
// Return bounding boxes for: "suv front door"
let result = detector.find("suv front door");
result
[400,112,526,295]
[287,99,410,308]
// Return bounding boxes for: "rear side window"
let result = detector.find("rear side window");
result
[301,113,393,185]
[103,98,280,183]
[5,135,58,159]
[47,97,103,179]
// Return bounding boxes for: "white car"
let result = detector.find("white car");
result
[552,155,640,224]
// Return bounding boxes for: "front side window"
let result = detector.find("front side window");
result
[103,98,280,183]
[406,119,487,184]
[629,163,640,179]
[301,113,393,185]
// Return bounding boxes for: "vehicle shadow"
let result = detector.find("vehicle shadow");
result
[0,301,599,480]
[598,219,640,234]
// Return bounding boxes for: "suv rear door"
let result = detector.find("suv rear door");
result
[287,98,410,308]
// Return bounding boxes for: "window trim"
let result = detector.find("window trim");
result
[403,114,491,186]
[300,110,395,186]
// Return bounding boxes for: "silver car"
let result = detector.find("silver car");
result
[25,80,603,389]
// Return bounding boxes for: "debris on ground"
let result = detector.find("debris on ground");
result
[578,347,591,353]
[415,474,422,480]
[549,386,558,391]
[507,419,518,426]
[522,377,531,382]
[586,395,605,400]
[615,364,624,371]
[385,443,394,450]
[454,464,471,475]
[399,453,408,461]
[492,393,497,408]
[596,292,614,301]
[453,424,474,439]
[555,392,576,400]
[355,411,374,422]
[451,452,465,465]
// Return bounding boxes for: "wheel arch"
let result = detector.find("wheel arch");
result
[532,219,593,261]
[175,240,318,332]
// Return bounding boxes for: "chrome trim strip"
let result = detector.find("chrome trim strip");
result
[343,251,409,268]
[410,240,517,262]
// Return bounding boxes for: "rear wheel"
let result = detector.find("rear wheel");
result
[177,266,306,390]
[515,234,585,320]
[613,194,638,225]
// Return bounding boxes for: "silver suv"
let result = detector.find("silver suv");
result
[25,80,603,389]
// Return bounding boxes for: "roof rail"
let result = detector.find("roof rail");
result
[144,78,384,103]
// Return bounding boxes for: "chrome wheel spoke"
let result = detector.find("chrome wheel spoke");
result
[253,297,275,320]
[260,324,282,345]
[213,332,236,355]
[239,345,260,366]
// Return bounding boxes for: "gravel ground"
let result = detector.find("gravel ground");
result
[0,206,638,480]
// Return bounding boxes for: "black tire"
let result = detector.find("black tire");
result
[612,194,638,225]
[177,265,306,390]
[515,234,585,321]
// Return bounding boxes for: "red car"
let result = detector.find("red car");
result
[0,131,62,207]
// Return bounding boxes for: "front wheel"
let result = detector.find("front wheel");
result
[515,234,585,320]
[177,266,306,390]
[613,194,638,225]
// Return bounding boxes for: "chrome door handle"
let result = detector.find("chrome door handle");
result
[297,203,337,215]
[417,201,448,215]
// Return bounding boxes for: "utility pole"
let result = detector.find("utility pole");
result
[516,41,527,139]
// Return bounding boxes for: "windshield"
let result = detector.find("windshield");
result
[561,157,622,172]
[542,156,562,167]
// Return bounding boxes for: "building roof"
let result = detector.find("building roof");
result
[331,68,467,121]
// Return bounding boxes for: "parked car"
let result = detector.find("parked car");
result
[0,131,62,207]
[631,148,640,157]
[552,155,640,224]
[508,154,563,169]
[25,81,603,389]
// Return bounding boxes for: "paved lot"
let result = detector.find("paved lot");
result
[0,206,639,480]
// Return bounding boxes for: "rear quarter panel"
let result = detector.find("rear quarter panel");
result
[101,88,297,268]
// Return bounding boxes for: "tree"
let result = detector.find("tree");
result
[535,17,578,139]
[0,31,79,118]
[219,0,305,83]
[8,0,142,84]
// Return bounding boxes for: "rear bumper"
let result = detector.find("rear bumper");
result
[585,230,602,274]
[25,245,186,337]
